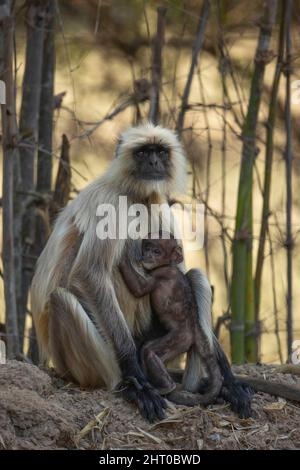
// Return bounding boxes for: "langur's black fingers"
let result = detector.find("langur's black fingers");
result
[137,394,152,421]
[153,402,166,421]
[123,390,149,420]
[148,389,167,419]
[160,395,168,409]
[145,381,168,408]
[136,389,164,422]
[141,391,156,422]
[116,377,141,403]
[118,377,166,422]
[119,381,154,421]
[220,379,253,419]
[234,398,252,419]
[143,387,166,421]
[240,381,254,397]
[117,375,141,390]
[236,384,253,419]
[121,386,137,403]
[139,379,167,420]
[214,339,253,418]
[233,377,254,397]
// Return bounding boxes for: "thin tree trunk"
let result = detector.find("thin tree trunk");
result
[149,6,166,125]
[19,0,47,191]
[197,68,212,278]
[37,0,56,193]
[284,0,293,358]
[176,0,210,136]
[217,6,230,305]
[26,1,56,362]
[254,1,285,359]
[230,0,277,364]
[19,0,48,341]
[0,1,20,357]
[268,229,283,363]
[12,54,23,355]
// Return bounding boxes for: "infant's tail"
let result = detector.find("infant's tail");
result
[167,344,223,406]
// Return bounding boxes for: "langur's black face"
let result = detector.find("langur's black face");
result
[133,144,170,180]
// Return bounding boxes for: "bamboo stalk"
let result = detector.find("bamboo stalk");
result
[230,0,277,364]
[254,1,285,359]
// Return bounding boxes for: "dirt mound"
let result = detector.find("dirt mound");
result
[0,361,299,450]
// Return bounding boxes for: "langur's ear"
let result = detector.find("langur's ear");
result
[171,245,183,264]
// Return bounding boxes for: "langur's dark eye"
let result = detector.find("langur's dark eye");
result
[159,148,168,156]
[154,249,160,255]
[137,150,145,158]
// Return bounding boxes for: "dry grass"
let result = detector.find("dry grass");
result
[0,361,299,450]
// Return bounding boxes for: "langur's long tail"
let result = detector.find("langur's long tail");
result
[181,268,215,393]
[185,268,213,345]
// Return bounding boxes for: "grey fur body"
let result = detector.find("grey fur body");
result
[31,123,228,420]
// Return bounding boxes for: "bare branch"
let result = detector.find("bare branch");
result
[176,0,211,136]
[78,79,150,140]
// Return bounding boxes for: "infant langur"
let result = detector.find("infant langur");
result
[120,234,223,406]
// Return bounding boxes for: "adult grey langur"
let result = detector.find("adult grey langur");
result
[31,123,252,421]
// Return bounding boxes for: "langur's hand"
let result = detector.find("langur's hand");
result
[220,378,253,419]
[117,375,167,422]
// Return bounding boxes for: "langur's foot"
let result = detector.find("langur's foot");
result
[117,376,167,422]
[220,379,253,419]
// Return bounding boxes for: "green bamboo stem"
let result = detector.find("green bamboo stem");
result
[254,1,286,359]
[230,0,277,364]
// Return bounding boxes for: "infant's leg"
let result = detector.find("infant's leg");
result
[141,346,176,394]
[141,331,192,395]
